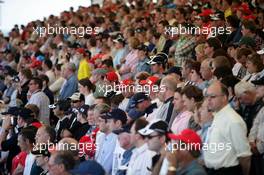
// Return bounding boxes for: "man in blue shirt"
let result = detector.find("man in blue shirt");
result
[59,63,78,100]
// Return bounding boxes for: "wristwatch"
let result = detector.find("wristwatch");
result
[168,166,177,172]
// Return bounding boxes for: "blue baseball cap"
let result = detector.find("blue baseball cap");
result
[70,160,105,175]
[101,108,127,125]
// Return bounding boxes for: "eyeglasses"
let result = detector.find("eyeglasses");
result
[204,94,224,99]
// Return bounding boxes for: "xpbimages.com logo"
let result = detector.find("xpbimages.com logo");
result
[33,24,100,37]
[98,83,166,96]
[165,25,232,37]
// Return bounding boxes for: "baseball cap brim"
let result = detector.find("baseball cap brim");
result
[138,128,155,136]
[257,49,264,55]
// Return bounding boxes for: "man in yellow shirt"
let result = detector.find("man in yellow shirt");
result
[77,48,92,80]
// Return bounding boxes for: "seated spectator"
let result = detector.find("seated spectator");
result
[27,77,50,125]
[79,78,96,106]
[127,118,155,175]
[171,88,193,134]
[52,99,71,141]
[166,129,207,175]
[242,53,264,82]
[49,64,65,96]
[48,151,76,175]
[235,81,263,132]
[16,126,38,175]
[232,48,252,79]
[134,44,151,75]
[31,146,50,175]
[59,63,78,100]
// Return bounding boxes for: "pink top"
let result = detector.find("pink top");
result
[171,111,193,134]
[120,49,138,79]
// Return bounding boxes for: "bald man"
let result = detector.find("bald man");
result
[204,81,251,175]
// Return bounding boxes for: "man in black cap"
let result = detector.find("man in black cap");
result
[129,92,157,119]
[71,104,90,141]
[31,146,50,175]
[147,52,168,77]
[138,120,169,170]
[50,99,71,141]
[106,108,128,175]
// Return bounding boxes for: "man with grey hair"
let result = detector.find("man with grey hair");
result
[149,75,177,126]
[59,63,78,100]
[234,81,264,132]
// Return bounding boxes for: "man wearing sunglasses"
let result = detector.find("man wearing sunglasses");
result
[138,119,169,171]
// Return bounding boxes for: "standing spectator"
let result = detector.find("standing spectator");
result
[59,63,78,100]
[204,81,251,175]
[27,77,50,125]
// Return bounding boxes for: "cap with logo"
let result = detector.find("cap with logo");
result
[147,52,168,65]
[138,119,169,136]
[68,92,85,102]
[130,92,149,108]
[78,105,89,115]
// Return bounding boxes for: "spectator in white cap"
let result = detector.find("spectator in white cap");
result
[138,119,169,171]
[127,118,155,175]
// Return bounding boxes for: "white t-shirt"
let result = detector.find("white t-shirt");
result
[85,93,95,106]
[23,153,35,175]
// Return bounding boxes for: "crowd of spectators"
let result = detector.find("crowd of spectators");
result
[0,0,264,175]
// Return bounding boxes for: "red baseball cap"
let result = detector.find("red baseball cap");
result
[76,48,86,56]
[140,76,159,86]
[168,129,202,151]
[198,9,213,17]
[120,79,134,86]
[106,71,119,82]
